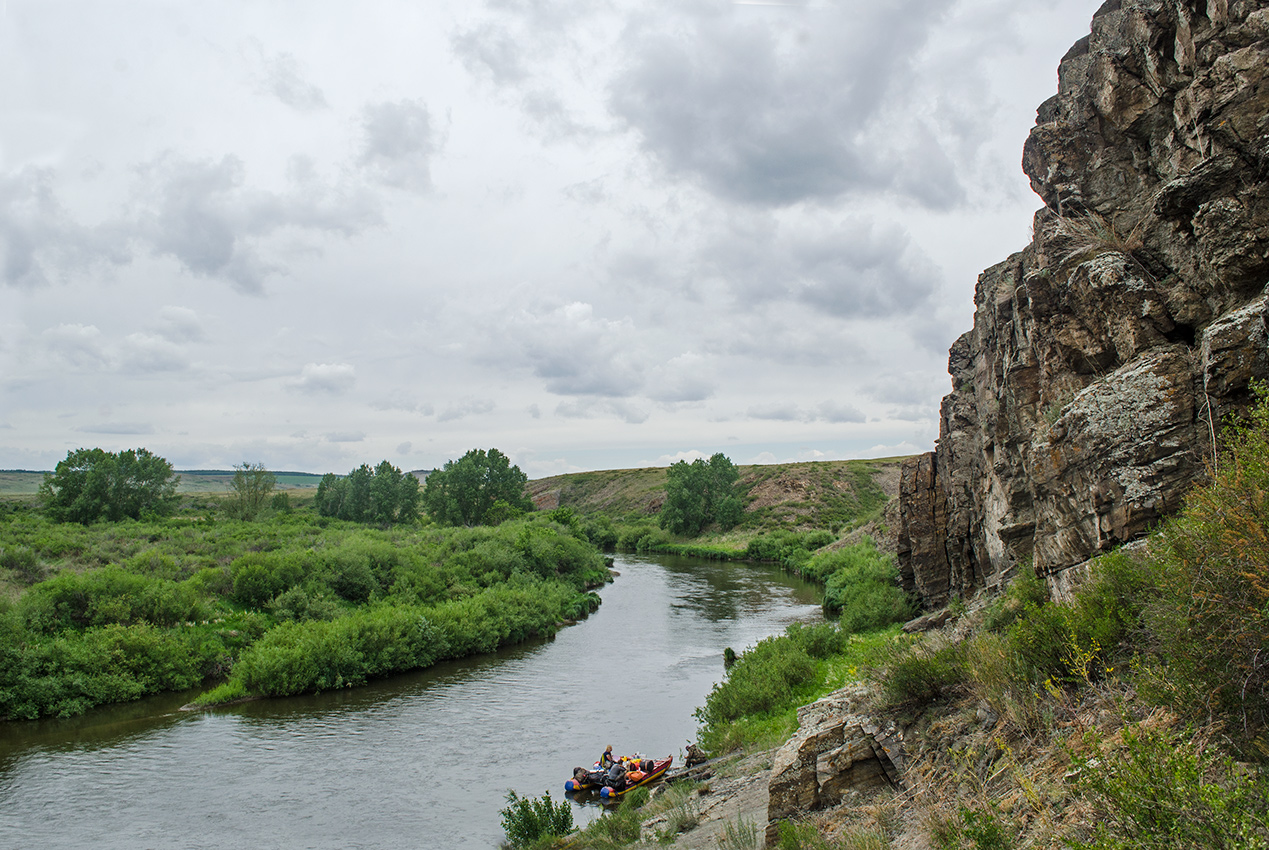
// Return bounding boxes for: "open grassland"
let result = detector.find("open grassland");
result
[0,469,327,497]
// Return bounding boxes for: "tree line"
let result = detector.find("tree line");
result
[37,447,544,529]
[36,446,745,540]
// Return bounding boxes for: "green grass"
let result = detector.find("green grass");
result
[0,469,327,496]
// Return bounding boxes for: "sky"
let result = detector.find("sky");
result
[0,0,1100,478]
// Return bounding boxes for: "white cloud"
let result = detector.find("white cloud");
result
[289,363,356,395]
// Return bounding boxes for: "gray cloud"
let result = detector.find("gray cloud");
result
[438,398,496,422]
[746,400,867,424]
[608,0,962,208]
[258,52,329,111]
[747,402,801,422]
[817,400,866,424]
[289,362,356,395]
[134,153,381,293]
[358,99,437,192]
[77,422,155,435]
[155,306,205,343]
[502,302,645,398]
[118,333,189,374]
[0,168,128,288]
[41,323,110,370]
[555,398,650,425]
[451,23,529,86]
[323,431,366,443]
[699,214,940,318]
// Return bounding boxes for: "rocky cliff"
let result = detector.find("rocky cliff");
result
[898,0,1269,606]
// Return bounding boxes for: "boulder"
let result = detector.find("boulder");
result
[765,686,902,846]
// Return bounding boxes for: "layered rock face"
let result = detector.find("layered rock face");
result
[766,686,902,844]
[899,0,1269,605]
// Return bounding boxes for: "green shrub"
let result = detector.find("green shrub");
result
[231,605,444,696]
[1069,724,1269,849]
[230,551,308,608]
[20,567,209,632]
[0,622,208,719]
[500,790,574,847]
[819,544,912,632]
[268,586,341,622]
[803,529,835,550]
[0,546,44,583]
[981,568,1048,633]
[1129,397,1269,733]
[877,639,968,709]
[696,631,819,729]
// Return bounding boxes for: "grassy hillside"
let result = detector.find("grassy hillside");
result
[527,458,907,536]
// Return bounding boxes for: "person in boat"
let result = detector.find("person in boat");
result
[606,759,627,790]
[600,745,616,769]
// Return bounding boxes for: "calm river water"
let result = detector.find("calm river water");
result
[0,553,821,850]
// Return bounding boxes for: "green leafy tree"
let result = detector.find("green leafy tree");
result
[422,448,532,526]
[314,461,420,524]
[226,462,275,521]
[659,452,743,536]
[39,447,180,524]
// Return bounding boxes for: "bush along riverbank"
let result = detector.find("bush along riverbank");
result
[0,509,608,719]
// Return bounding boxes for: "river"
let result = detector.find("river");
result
[0,553,822,849]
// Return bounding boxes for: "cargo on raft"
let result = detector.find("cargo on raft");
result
[565,755,673,798]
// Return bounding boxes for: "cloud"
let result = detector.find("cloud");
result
[133,153,381,294]
[816,401,866,424]
[256,51,329,111]
[155,306,205,343]
[289,362,356,395]
[118,332,188,374]
[358,99,438,192]
[77,422,155,435]
[41,323,110,370]
[647,352,715,404]
[608,0,963,208]
[0,167,128,288]
[745,400,867,424]
[437,398,496,422]
[654,449,711,466]
[503,302,645,398]
[701,213,940,319]
[555,398,650,424]
[451,22,529,86]
[323,431,366,443]
[747,402,801,422]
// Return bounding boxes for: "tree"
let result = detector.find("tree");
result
[314,460,420,524]
[39,447,180,524]
[226,462,275,521]
[659,452,743,536]
[422,448,533,526]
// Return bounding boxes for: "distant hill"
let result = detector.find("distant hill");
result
[527,458,909,534]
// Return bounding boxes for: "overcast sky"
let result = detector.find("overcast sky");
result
[0,0,1099,477]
